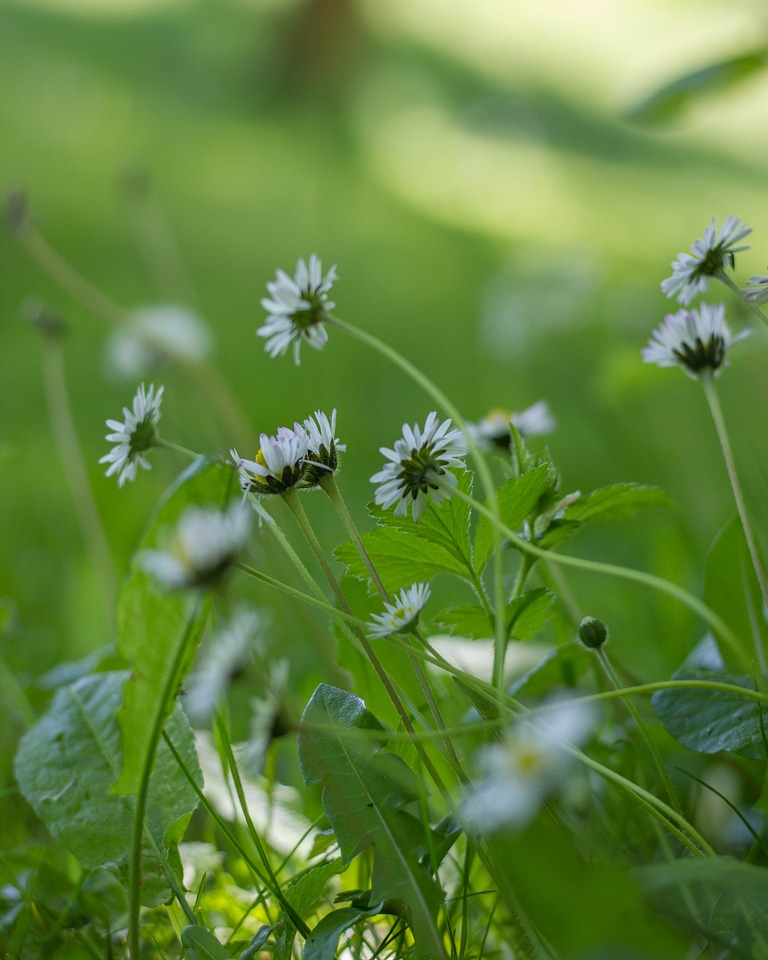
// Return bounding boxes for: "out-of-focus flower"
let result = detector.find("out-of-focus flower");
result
[661,216,751,305]
[258,254,337,364]
[371,412,467,521]
[462,699,595,833]
[469,401,555,451]
[642,303,750,378]
[231,426,309,496]
[303,409,346,484]
[184,608,265,724]
[243,659,292,776]
[367,583,431,639]
[136,501,250,590]
[100,383,164,487]
[742,270,768,305]
[106,304,211,378]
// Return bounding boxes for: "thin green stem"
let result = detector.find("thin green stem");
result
[331,315,509,701]
[41,337,117,619]
[441,479,747,663]
[155,437,200,461]
[717,268,768,328]
[571,677,768,709]
[128,598,203,960]
[596,647,681,814]
[700,371,768,670]
[320,474,468,777]
[282,488,455,803]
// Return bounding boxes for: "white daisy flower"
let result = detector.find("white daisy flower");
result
[743,271,768,305]
[642,303,751,378]
[231,425,309,496]
[462,699,595,833]
[106,304,211,379]
[184,608,264,725]
[136,501,251,590]
[243,658,292,776]
[99,383,164,487]
[367,583,431,639]
[303,408,346,483]
[469,401,556,451]
[257,254,338,364]
[371,412,468,521]
[661,216,751,306]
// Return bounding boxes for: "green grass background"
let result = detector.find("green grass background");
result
[3,0,768,767]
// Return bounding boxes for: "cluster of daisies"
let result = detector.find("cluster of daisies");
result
[646,215,759,378]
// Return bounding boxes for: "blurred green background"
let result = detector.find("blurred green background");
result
[3,0,768,734]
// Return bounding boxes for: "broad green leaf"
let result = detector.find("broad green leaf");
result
[114,459,234,794]
[508,642,590,699]
[705,517,765,669]
[473,464,553,571]
[181,924,230,959]
[274,858,347,957]
[651,670,768,759]
[640,856,768,953]
[562,483,674,523]
[304,905,382,960]
[298,684,446,960]
[628,50,768,124]
[14,672,202,906]
[335,527,468,593]
[368,469,474,570]
[436,588,555,640]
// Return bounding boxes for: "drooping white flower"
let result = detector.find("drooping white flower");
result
[106,304,211,378]
[469,401,556,451]
[243,658,291,776]
[642,302,750,378]
[743,271,768,305]
[231,425,310,496]
[99,383,164,487]
[136,501,251,590]
[184,608,265,724]
[303,409,346,483]
[661,216,751,305]
[257,254,337,364]
[371,412,468,521]
[462,699,595,833]
[367,583,431,639]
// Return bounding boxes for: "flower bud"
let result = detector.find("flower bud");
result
[578,616,608,649]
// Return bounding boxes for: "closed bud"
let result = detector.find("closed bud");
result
[578,616,608,649]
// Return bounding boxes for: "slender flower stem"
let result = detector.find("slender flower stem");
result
[281,489,454,803]
[441,479,748,663]
[330,315,509,698]
[700,371,768,670]
[717,268,768,327]
[155,437,200,461]
[128,598,203,960]
[40,336,117,620]
[320,474,468,778]
[596,647,681,814]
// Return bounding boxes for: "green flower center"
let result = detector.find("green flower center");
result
[399,445,446,499]
[674,334,725,375]
[697,245,733,278]
[129,418,158,456]
[293,291,329,331]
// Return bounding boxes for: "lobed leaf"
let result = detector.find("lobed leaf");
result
[436,588,555,640]
[14,671,202,906]
[562,483,674,523]
[298,684,446,960]
[651,670,768,759]
[113,458,233,795]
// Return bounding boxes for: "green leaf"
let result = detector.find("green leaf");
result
[181,924,230,960]
[628,50,768,124]
[436,588,555,640]
[304,905,382,960]
[335,527,468,593]
[562,483,674,523]
[113,459,233,794]
[14,672,202,906]
[298,684,446,960]
[369,469,474,568]
[473,464,553,571]
[651,670,768,759]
